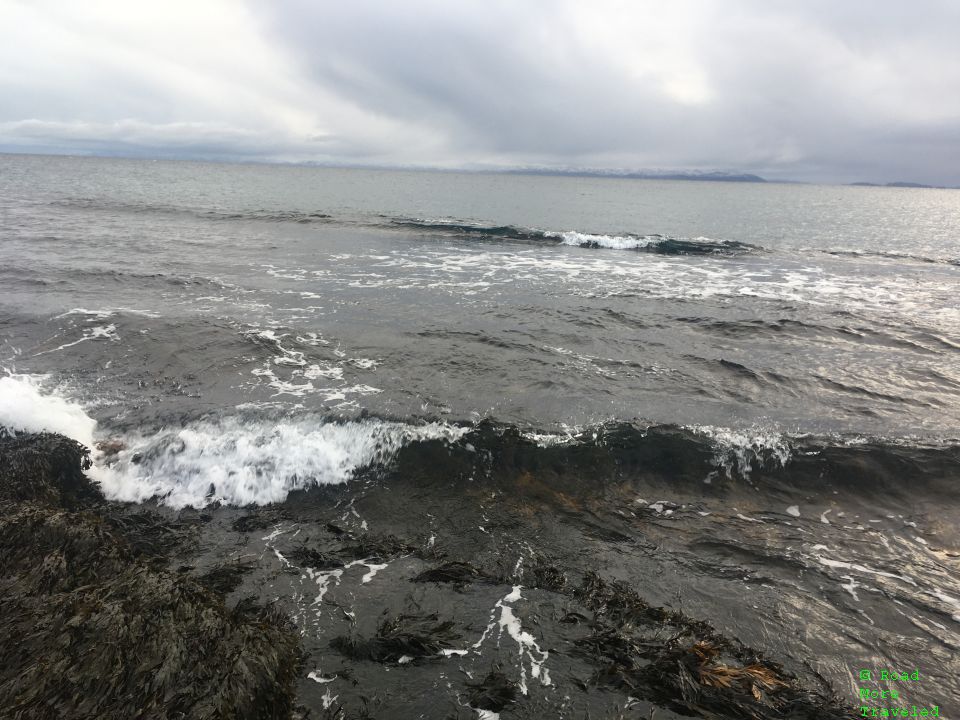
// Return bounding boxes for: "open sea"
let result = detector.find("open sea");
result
[1,152,959,717]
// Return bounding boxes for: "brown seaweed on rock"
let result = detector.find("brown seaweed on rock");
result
[331,612,462,664]
[574,572,858,719]
[0,432,303,720]
[465,668,519,713]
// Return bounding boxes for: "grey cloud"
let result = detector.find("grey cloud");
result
[1,1,959,184]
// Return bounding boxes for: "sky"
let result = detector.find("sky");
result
[1,1,958,184]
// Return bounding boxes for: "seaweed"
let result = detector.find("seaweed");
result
[289,545,346,570]
[232,513,274,532]
[104,510,197,559]
[331,612,462,663]
[528,560,568,592]
[337,534,417,563]
[232,510,292,533]
[0,432,303,720]
[411,560,493,585]
[0,432,97,507]
[572,573,858,719]
[195,559,257,595]
[465,668,519,712]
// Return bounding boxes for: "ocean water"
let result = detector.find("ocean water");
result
[2,152,959,716]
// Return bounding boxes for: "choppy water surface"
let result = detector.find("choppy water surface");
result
[1,153,959,717]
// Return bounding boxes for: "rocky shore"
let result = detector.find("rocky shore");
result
[0,432,301,719]
[0,427,870,718]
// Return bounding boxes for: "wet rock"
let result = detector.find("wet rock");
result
[95,438,125,457]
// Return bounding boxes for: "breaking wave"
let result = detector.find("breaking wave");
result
[544,230,758,254]
[388,218,759,255]
[0,374,97,449]
[97,416,467,507]
[3,375,957,510]
[53,200,760,255]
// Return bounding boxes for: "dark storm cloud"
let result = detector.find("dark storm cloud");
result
[1,1,959,183]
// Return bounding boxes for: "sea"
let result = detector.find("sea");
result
[1,152,958,717]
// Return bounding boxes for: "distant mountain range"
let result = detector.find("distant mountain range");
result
[503,166,958,188]
[503,167,768,183]
[848,181,956,189]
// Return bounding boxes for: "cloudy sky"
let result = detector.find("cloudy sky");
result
[1,0,958,183]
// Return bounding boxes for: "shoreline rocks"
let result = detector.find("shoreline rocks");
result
[0,433,302,720]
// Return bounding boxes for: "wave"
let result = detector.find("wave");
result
[52,198,332,225]
[545,230,758,255]
[819,247,960,267]
[0,374,96,449]
[386,218,549,242]
[57,200,753,255]
[3,376,956,509]
[0,375,466,507]
[97,416,466,507]
[205,210,332,223]
[387,218,759,255]
[48,199,954,265]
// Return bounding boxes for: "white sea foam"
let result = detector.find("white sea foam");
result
[53,307,159,319]
[520,430,577,447]
[307,671,336,684]
[35,323,119,355]
[0,374,97,450]
[245,327,379,402]
[545,230,657,250]
[98,416,467,508]
[471,584,551,695]
[360,246,960,333]
[692,425,793,479]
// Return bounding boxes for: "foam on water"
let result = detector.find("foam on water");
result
[692,425,793,480]
[244,326,380,404]
[36,323,119,355]
[546,230,657,250]
[99,415,467,508]
[471,583,551,695]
